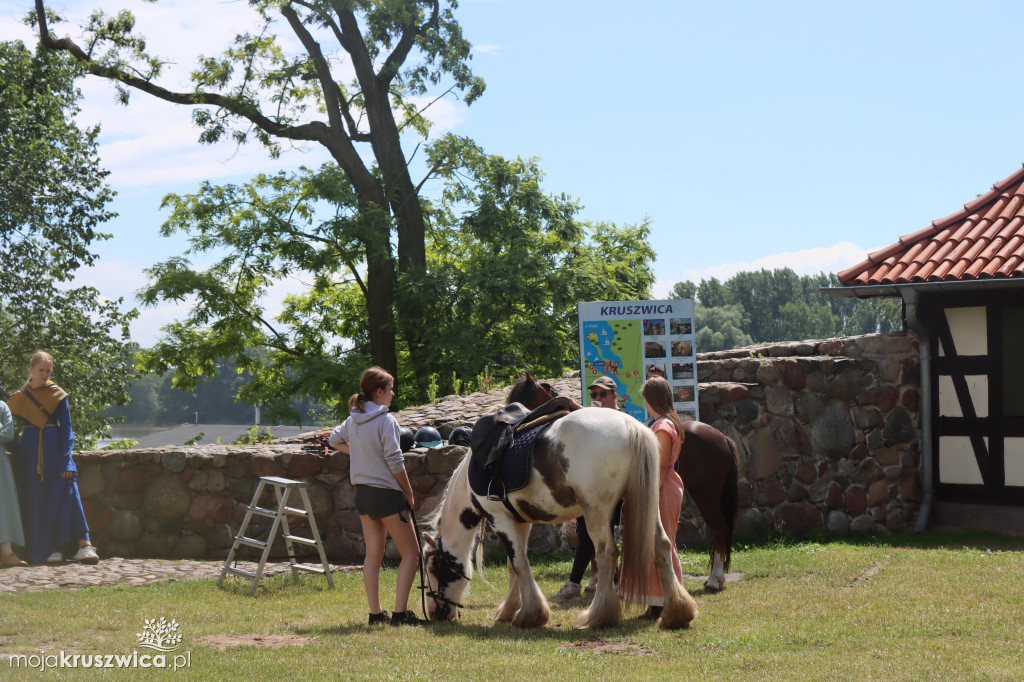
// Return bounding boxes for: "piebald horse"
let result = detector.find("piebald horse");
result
[422,407,698,629]
[508,373,740,591]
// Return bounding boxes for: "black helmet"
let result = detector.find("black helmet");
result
[414,425,444,448]
[399,427,415,452]
[448,426,472,447]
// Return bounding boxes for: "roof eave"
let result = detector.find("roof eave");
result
[824,278,1024,299]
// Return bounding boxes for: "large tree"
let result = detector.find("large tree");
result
[33,0,485,382]
[136,136,654,418]
[0,40,136,445]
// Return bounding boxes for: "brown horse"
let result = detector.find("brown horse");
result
[507,373,740,591]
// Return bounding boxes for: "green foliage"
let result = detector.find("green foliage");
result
[183,432,204,446]
[426,373,439,404]
[101,438,136,450]
[673,268,904,351]
[0,40,137,446]
[694,303,754,352]
[135,137,654,412]
[233,425,274,444]
[35,0,490,378]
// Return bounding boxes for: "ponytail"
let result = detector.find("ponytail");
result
[349,366,395,413]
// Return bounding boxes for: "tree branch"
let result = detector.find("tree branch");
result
[34,1,329,146]
[378,0,439,87]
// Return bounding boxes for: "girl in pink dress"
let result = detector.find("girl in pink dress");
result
[620,376,685,619]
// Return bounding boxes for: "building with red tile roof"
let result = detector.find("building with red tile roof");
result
[828,164,1024,534]
[835,164,1024,292]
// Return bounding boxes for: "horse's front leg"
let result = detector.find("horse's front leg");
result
[652,519,699,630]
[494,554,521,623]
[576,511,621,629]
[494,522,549,628]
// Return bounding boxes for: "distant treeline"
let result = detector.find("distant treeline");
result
[670,269,902,352]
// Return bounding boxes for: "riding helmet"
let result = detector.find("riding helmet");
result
[399,427,415,452]
[414,425,444,448]
[448,426,472,447]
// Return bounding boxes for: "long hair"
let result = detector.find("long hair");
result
[642,376,685,439]
[348,366,394,413]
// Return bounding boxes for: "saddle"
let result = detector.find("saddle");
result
[467,396,574,518]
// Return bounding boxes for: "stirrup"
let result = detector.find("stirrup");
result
[486,478,507,502]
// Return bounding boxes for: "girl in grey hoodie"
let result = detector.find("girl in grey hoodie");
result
[329,367,424,626]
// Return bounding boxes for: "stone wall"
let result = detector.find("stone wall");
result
[72,331,922,561]
[686,331,922,542]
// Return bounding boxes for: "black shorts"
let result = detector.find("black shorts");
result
[354,485,410,520]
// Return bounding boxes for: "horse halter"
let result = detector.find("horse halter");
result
[422,538,470,620]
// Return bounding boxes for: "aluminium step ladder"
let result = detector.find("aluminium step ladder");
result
[219,476,335,595]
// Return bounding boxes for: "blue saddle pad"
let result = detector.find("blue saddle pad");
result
[468,422,547,498]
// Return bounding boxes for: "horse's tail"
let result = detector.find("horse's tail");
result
[619,420,661,607]
[718,436,740,572]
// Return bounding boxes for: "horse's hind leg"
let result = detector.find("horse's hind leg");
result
[576,512,622,629]
[494,555,522,622]
[652,519,698,630]
[703,510,729,592]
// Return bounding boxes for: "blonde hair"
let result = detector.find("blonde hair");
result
[348,366,394,413]
[27,350,55,381]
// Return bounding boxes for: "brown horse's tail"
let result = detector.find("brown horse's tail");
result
[718,437,740,572]
[619,420,660,607]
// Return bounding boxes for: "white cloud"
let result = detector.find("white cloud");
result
[472,43,502,56]
[652,242,876,297]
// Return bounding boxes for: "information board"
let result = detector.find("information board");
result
[577,299,699,422]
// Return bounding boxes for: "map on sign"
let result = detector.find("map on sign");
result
[578,299,698,422]
[581,320,645,421]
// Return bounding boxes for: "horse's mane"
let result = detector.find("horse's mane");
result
[419,448,473,535]
[505,375,537,406]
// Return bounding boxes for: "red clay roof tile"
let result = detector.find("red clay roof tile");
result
[839,164,1024,285]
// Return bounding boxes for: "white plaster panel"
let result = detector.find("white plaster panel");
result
[937,374,989,418]
[1005,438,1024,486]
[939,307,987,357]
[939,436,986,485]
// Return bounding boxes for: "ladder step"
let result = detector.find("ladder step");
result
[283,535,318,546]
[235,536,267,549]
[246,506,278,518]
[222,566,257,579]
[282,506,310,517]
[292,564,328,575]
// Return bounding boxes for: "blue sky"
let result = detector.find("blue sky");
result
[4,0,1024,346]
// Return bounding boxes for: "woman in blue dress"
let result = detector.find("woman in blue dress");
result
[7,351,98,565]
[0,394,28,567]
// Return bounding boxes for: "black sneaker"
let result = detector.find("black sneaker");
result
[390,610,426,626]
[368,611,390,625]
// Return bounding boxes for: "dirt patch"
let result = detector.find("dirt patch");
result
[559,638,653,656]
[195,634,313,651]
[848,562,885,587]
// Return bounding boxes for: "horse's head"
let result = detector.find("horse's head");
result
[422,533,471,621]
[506,372,558,410]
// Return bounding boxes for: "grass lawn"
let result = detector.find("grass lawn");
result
[1,531,1023,680]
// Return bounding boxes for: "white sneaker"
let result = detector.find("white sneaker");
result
[550,580,582,603]
[45,552,64,564]
[71,545,99,565]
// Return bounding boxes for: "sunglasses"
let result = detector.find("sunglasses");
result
[590,390,611,399]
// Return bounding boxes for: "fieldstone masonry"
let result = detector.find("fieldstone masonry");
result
[72,331,921,561]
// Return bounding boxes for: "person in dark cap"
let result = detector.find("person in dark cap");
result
[551,375,623,602]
